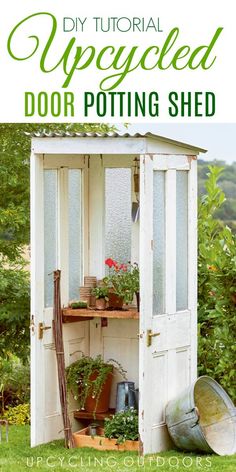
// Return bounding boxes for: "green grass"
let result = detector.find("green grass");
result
[0,426,235,472]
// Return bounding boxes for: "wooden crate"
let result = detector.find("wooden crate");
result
[73,427,139,451]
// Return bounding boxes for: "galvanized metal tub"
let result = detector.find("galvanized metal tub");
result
[166,376,236,455]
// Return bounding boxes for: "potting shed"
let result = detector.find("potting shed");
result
[30,131,206,454]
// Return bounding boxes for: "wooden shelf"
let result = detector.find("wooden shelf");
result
[62,307,139,323]
[74,409,115,421]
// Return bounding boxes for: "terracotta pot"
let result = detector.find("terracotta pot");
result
[108,292,124,309]
[84,370,113,413]
[95,298,107,310]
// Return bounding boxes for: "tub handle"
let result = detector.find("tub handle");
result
[190,406,200,427]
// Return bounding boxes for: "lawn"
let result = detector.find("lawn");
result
[0,426,235,472]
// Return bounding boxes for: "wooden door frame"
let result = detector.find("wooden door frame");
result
[30,153,87,446]
[139,153,198,454]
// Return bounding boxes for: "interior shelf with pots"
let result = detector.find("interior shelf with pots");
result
[62,307,139,323]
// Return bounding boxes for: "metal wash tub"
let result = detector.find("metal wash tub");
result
[166,376,236,455]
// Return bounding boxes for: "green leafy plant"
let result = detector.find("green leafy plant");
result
[66,354,127,412]
[104,409,139,444]
[91,287,109,300]
[0,356,30,413]
[103,259,139,304]
[3,403,30,425]
[70,301,87,309]
[198,166,236,401]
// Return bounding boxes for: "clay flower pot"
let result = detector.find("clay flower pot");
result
[84,370,113,413]
[108,292,124,310]
[95,298,107,310]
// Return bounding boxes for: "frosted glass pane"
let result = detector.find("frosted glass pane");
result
[153,171,165,315]
[44,170,57,307]
[69,170,82,300]
[105,168,131,264]
[176,171,188,310]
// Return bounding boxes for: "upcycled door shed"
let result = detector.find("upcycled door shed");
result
[30,131,206,454]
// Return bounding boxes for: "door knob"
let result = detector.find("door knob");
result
[146,329,160,347]
[38,322,51,340]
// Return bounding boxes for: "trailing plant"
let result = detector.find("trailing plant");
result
[198,166,236,401]
[91,286,109,300]
[104,409,139,444]
[66,354,127,411]
[103,259,139,304]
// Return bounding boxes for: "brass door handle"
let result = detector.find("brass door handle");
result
[38,322,51,340]
[146,329,160,347]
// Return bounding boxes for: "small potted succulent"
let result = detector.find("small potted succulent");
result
[91,286,109,310]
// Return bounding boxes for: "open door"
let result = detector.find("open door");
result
[139,154,198,454]
[30,153,89,446]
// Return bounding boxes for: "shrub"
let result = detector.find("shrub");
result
[198,166,236,401]
[0,356,30,413]
[3,403,30,425]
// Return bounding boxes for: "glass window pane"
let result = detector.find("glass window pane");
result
[44,170,57,307]
[68,170,83,300]
[153,171,165,315]
[176,171,188,310]
[105,168,131,265]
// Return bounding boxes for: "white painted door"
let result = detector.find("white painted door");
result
[139,154,197,454]
[30,154,89,446]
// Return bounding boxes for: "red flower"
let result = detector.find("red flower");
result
[105,258,116,268]
[119,264,127,272]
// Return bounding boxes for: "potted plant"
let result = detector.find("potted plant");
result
[104,259,139,310]
[104,408,139,445]
[72,409,139,451]
[66,354,127,414]
[91,287,109,310]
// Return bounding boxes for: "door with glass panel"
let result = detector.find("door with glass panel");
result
[139,154,197,454]
[31,155,88,446]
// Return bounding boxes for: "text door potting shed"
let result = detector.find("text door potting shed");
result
[30,131,206,453]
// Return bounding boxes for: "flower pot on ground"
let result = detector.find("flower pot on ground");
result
[66,355,127,415]
[91,287,108,311]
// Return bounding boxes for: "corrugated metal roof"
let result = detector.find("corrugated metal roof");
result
[28,130,207,153]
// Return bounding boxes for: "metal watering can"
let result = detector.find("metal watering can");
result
[116,381,138,412]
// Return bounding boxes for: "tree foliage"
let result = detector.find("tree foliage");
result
[198,159,236,232]
[198,166,236,401]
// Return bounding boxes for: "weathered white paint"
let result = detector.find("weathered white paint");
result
[32,136,204,156]
[188,158,198,382]
[30,152,45,446]
[31,137,199,452]
[31,154,89,446]
[139,154,197,454]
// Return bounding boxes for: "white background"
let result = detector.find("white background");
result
[0,0,235,122]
